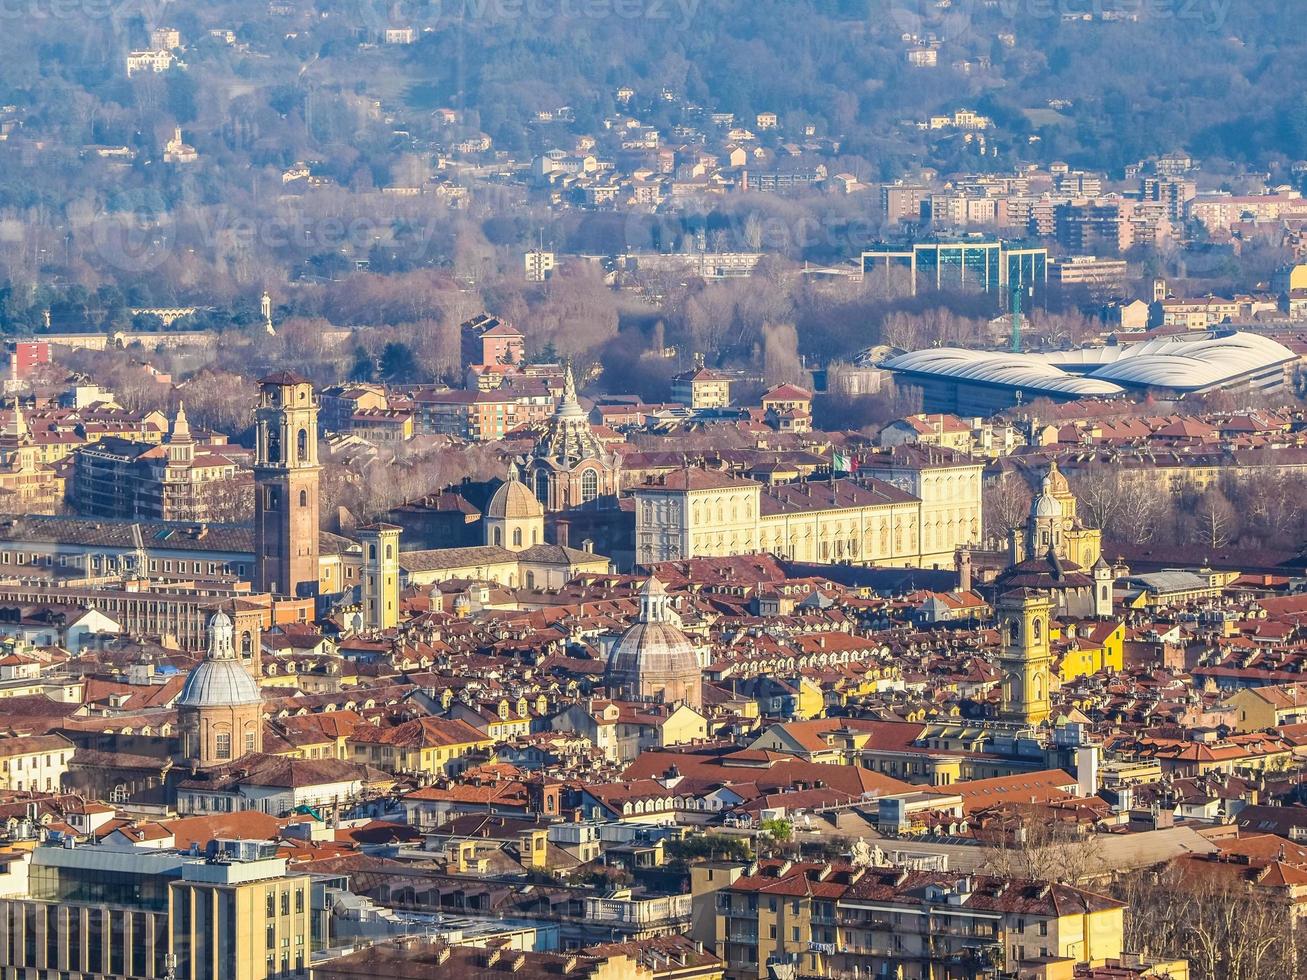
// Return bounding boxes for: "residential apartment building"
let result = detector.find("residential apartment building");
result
[1049,256,1129,294]
[1160,296,1241,329]
[1055,200,1170,253]
[694,859,1129,980]
[923,194,1003,230]
[1140,176,1196,222]
[878,414,976,453]
[319,385,387,434]
[1052,170,1103,197]
[672,368,733,409]
[72,425,243,523]
[348,716,493,777]
[459,313,525,372]
[881,184,930,225]
[1190,192,1307,234]
[0,734,74,793]
[347,409,414,446]
[412,389,544,441]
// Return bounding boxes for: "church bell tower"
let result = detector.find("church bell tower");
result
[254,373,320,598]
[997,588,1053,725]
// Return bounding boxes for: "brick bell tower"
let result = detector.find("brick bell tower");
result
[254,372,320,598]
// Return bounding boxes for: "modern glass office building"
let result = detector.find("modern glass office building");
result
[860,239,1048,295]
[0,843,315,980]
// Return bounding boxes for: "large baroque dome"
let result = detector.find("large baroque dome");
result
[178,611,262,709]
[604,577,702,709]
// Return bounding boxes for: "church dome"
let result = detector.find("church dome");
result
[178,612,262,709]
[605,578,701,709]
[1033,478,1062,519]
[535,364,608,466]
[486,473,544,520]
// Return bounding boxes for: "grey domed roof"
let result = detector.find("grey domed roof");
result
[178,658,263,708]
[604,577,698,694]
[178,611,262,708]
[1033,478,1061,519]
[606,621,698,683]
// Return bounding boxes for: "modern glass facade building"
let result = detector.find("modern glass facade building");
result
[0,843,314,980]
[860,239,1049,295]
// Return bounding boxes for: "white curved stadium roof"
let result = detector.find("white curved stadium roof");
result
[884,331,1296,396]
[883,348,1127,397]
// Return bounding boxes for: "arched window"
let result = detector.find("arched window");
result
[242,632,253,658]
[581,469,598,502]
[299,489,308,508]
[493,527,502,547]
[369,544,377,561]
[1033,618,1042,641]
[385,544,393,559]
[513,527,523,547]
[534,469,550,505]
[1008,619,1020,644]
[297,428,309,463]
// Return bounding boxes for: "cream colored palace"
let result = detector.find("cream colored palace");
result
[633,451,982,570]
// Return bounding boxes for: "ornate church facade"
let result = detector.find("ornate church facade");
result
[526,365,620,512]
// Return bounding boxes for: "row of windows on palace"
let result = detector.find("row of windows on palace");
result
[642,500,979,528]
[0,550,247,578]
[663,519,978,552]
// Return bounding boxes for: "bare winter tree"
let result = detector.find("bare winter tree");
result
[976,817,1106,885]
[983,471,1032,550]
[1113,862,1299,980]
[196,478,254,524]
[1190,489,1237,549]
[1112,486,1169,545]
[1069,466,1123,533]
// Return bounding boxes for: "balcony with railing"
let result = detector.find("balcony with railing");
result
[585,893,691,926]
